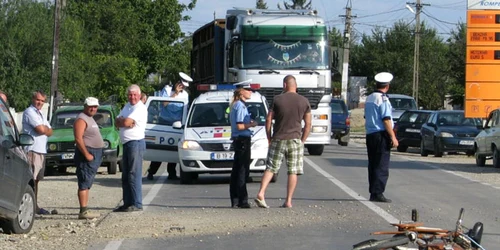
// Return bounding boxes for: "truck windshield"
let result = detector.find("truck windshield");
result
[51,110,113,129]
[188,102,267,128]
[241,40,328,70]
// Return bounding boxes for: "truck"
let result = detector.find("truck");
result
[191,8,332,156]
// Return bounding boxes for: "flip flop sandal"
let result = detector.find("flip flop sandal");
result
[254,198,270,208]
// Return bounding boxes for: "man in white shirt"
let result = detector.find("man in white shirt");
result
[113,84,148,212]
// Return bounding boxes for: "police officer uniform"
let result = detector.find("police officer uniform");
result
[364,72,394,203]
[229,80,254,208]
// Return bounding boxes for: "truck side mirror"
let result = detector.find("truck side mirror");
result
[226,16,237,30]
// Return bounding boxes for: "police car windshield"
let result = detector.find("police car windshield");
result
[188,102,267,128]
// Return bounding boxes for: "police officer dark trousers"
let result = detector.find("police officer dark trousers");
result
[366,131,391,199]
[230,136,251,208]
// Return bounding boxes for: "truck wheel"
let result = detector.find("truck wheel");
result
[2,186,35,234]
[180,168,192,184]
[108,161,118,174]
[307,145,324,156]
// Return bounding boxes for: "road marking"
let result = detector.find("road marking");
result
[103,168,169,250]
[304,157,399,224]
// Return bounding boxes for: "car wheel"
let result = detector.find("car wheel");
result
[118,160,122,172]
[108,161,118,175]
[475,152,486,167]
[338,134,350,146]
[307,145,324,155]
[397,145,408,152]
[434,138,443,157]
[493,146,500,168]
[179,168,192,184]
[2,186,35,234]
[420,140,428,157]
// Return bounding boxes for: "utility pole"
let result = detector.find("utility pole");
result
[48,0,62,121]
[407,0,429,107]
[339,0,355,104]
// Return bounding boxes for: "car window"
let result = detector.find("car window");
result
[93,110,113,127]
[148,100,185,126]
[0,102,18,142]
[389,97,417,109]
[330,101,346,114]
[188,102,266,128]
[437,113,482,126]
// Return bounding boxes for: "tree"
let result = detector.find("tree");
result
[278,0,312,10]
[256,0,268,9]
[446,23,466,107]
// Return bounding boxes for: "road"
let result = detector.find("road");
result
[87,141,500,250]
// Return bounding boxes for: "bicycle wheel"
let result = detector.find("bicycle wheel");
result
[352,235,411,250]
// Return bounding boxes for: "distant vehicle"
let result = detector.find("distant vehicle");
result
[330,99,350,146]
[394,110,432,152]
[420,110,482,157]
[474,108,500,167]
[388,94,417,123]
[0,99,36,234]
[45,104,123,174]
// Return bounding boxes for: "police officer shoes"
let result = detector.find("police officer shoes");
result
[369,195,392,203]
[79,210,100,219]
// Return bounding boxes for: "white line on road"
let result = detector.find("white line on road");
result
[103,168,169,250]
[304,157,399,224]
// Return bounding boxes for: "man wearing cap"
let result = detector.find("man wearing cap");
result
[23,90,53,215]
[73,97,104,219]
[229,80,257,208]
[255,75,311,208]
[364,72,399,203]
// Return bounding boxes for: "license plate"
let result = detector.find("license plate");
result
[61,153,74,160]
[406,128,420,133]
[459,140,474,146]
[210,152,234,160]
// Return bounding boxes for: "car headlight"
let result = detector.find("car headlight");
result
[181,140,201,150]
[312,126,328,133]
[48,143,57,151]
[439,132,453,138]
[103,140,110,149]
[251,139,268,150]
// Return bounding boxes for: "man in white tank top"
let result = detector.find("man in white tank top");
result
[74,97,104,219]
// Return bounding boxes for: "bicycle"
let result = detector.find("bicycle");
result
[352,208,485,250]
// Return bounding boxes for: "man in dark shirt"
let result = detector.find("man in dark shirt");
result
[254,75,311,208]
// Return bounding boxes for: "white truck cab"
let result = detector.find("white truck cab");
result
[178,86,269,184]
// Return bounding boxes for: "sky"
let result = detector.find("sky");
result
[178,0,467,39]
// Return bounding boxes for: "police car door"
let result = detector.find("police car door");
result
[144,97,189,163]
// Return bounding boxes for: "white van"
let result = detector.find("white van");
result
[144,86,271,184]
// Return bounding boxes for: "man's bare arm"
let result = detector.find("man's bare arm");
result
[73,119,93,161]
[301,112,312,143]
[115,117,135,128]
[265,110,274,143]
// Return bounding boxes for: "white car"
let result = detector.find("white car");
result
[178,88,270,184]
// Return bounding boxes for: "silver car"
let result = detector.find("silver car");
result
[474,108,500,167]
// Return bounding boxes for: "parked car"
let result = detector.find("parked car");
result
[394,110,432,152]
[45,103,122,174]
[388,94,417,123]
[0,99,36,234]
[474,108,500,167]
[330,99,350,146]
[420,110,482,157]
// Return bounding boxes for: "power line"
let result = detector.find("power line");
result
[355,8,406,19]
[421,10,459,25]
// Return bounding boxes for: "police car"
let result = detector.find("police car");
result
[144,84,271,184]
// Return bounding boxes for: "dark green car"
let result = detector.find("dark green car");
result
[45,104,122,174]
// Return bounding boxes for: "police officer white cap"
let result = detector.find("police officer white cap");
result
[179,72,193,87]
[233,79,253,89]
[374,72,393,86]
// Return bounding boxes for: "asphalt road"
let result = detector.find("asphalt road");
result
[90,141,500,250]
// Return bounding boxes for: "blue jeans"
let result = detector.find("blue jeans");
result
[122,139,145,208]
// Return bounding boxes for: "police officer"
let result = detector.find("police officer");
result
[229,80,257,208]
[364,72,399,203]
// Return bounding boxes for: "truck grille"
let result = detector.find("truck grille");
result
[258,88,327,109]
[199,143,234,151]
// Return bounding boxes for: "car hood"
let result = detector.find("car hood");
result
[439,126,480,135]
[48,128,74,142]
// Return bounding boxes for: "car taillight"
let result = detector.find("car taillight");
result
[346,117,350,126]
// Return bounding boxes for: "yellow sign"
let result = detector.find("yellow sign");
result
[467,46,500,63]
[466,82,500,99]
[466,64,500,81]
[468,10,500,27]
[467,28,500,45]
[465,100,500,118]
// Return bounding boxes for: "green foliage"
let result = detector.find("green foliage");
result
[278,0,312,10]
[446,23,466,107]
[256,0,268,9]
